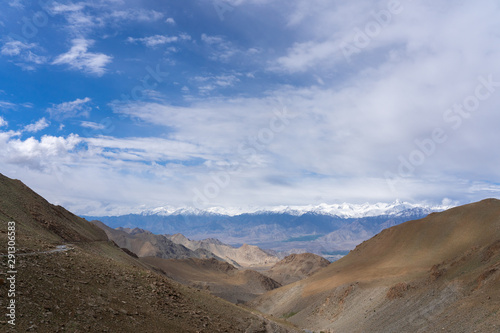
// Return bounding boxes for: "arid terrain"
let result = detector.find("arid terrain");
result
[141,256,281,304]
[0,173,300,332]
[2,171,499,332]
[92,216,322,304]
[250,199,500,332]
[91,220,222,261]
[263,253,331,285]
[166,233,280,268]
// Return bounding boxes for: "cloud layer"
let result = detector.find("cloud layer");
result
[52,39,113,76]
[0,0,499,215]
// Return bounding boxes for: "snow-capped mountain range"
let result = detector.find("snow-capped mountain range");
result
[87,199,457,260]
[141,200,455,218]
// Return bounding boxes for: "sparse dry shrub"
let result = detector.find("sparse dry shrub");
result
[386,282,410,299]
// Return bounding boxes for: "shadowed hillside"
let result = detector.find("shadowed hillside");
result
[91,220,221,260]
[0,174,107,248]
[141,257,282,304]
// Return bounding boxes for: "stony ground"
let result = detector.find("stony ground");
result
[0,239,301,332]
[0,173,301,332]
[250,199,500,332]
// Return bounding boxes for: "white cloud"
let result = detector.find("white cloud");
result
[0,40,47,69]
[48,2,104,35]
[197,84,216,95]
[2,0,500,214]
[213,75,239,87]
[0,101,17,110]
[127,33,191,48]
[0,116,8,127]
[50,2,86,13]
[80,121,106,130]
[215,0,275,5]
[165,17,175,25]
[191,74,240,95]
[274,40,341,73]
[24,51,47,65]
[1,40,35,56]
[24,118,50,133]
[110,96,296,157]
[272,0,500,74]
[52,39,112,76]
[49,5,165,35]
[8,0,24,8]
[0,132,81,171]
[85,136,211,162]
[0,128,217,214]
[201,34,225,45]
[200,34,243,62]
[109,9,164,22]
[127,35,180,48]
[47,97,92,120]
[107,52,500,207]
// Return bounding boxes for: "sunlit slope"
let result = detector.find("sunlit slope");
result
[250,199,500,332]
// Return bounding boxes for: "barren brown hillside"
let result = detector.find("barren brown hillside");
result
[141,256,281,304]
[92,220,285,304]
[91,220,220,260]
[168,233,280,268]
[250,199,500,332]
[0,174,108,247]
[263,253,330,285]
[0,173,300,332]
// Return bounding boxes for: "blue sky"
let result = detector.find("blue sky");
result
[1,0,500,215]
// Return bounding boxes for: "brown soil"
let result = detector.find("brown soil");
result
[264,253,330,285]
[0,173,300,333]
[250,199,500,332]
[140,256,282,304]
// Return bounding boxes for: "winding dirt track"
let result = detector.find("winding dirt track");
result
[0,244,73,257]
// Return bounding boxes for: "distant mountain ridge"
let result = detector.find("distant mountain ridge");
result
[250,199,500,333]
[166,233,280,268]
[85,203,444,259]
[91,220,221,261]
[91,221,280,268]
[138,200,453,218]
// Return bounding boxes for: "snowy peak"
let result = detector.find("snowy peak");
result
[141,201,454,218]
[261,201,453,218]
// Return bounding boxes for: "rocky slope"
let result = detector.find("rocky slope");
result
[93,222,280,268]
[263,253,331,285]
[91,221,219,260]
[91,220,301,304]
[141,257,281,304]
[167,233,280,268]
[250,199,500,332]
[0,173,300,333]
[0,173,107,246]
